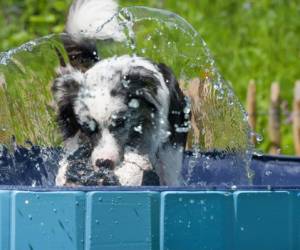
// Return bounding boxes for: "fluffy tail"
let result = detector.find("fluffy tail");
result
[66,0,124,42]
[61,0,124,71]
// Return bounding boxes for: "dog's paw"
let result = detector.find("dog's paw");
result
[114,161,145,186]
[114,152,153,186]
[123,152,153,171]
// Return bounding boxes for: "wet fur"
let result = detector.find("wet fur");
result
[52,0,190,186]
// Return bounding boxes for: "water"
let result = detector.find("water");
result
[0,6,253,186]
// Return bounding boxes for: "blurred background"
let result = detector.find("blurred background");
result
[0,0,299,155]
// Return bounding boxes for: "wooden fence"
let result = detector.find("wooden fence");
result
[247,80,300,155]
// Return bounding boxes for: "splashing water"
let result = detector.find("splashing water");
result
[0,6,253,186]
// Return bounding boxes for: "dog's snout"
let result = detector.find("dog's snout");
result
[95,159,114,169]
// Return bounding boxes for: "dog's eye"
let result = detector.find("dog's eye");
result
[111,116,127,129]
[81,119,98,135]
[128,95,157,112]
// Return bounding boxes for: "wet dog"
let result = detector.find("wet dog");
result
[52,0,190,186]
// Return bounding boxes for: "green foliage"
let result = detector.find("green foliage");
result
[1,0,300,154]
[0,0,72,50]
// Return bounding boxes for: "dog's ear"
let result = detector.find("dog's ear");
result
[157,63,190,147]
[52,70,83,139]
[124,67,162,110]
[60,34,99,72]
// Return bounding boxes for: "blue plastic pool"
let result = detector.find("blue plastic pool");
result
[1,149,300,250]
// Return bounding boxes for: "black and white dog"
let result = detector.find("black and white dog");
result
[52,0,190,186]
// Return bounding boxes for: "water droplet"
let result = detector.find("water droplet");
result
[243,2,252,10]
[253,150,263,157]
[187,221,191,228]
[25,200,29,205]
[183,106,191,114]
[121,79,130,88]
[255,133,263,142]
[130,44,136,50]
[134,125,143,134]
[265,170,272,176]
[175,126,190,133]
[128,99,140,109]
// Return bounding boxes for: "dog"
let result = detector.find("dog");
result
[52,0,190,186]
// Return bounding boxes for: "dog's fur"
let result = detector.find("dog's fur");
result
[52,0,190,186]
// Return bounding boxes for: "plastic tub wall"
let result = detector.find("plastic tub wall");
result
[0,189,299,250]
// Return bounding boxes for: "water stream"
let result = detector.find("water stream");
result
[0,7,253,186]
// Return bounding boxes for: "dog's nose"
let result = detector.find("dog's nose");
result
[95,159,114,169]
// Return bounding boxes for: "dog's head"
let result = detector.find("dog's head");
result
[52,55,189,170]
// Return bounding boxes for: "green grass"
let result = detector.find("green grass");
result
[1,0,300,154]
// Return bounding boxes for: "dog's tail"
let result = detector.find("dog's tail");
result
[61,0,124,70]
[66,0,124,42]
